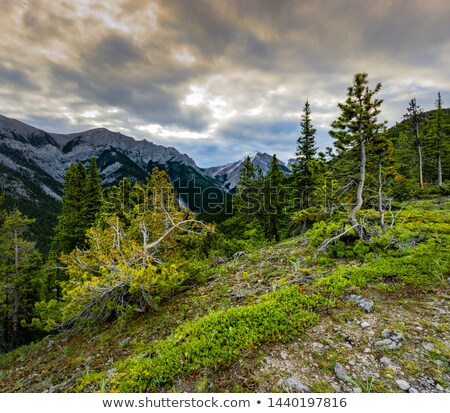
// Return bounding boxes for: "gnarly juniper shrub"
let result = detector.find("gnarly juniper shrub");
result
[313,208,450,295]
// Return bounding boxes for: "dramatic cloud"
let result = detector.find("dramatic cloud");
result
[1,0,450,166]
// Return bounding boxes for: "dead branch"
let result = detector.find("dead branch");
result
[314,224,359,259]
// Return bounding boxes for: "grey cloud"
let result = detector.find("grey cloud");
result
[82,32,144,70]
[0,64,39,91]
[1,0,450,166]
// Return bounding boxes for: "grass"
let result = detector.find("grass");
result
[1,201,449,393]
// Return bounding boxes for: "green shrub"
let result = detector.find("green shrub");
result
[80,286,325,392]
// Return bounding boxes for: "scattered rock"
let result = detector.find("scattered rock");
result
[312,342,324,350]
[346,295,374,313]
[284,377,310,393]
[331,383,341,392]
[348,360,356,366]
[353,387,362,393]
[280,350,288,360]
[334,362,350,382]
[375,338,396,349]
[381,329,403,342]
[360,321,370,329]
[422,342,434,351]
[408,387,419,393]
[396,379,411,391]
[364,348,371,353]
[380,356,392,366]
[435,383,444,391]
[106,368,116,378]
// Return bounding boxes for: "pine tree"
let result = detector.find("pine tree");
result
[234,156,258,216]
[51,162,88,256]
[0,209,40,350]
[293,99,317,208]
[83,157,103,224]
[403,98,425,189]
[330,73,385,239]
[263,154,286,241]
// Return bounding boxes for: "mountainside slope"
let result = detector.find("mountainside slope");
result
[1,199,448,393]
[204,152,291,191]
[0,115,226,249]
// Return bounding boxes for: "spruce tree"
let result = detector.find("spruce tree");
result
[403,98,425,189]
[263,154,286,241]
[0,209,40,350]
[235,156,258,216]
[50,162,88,255]
[330,73,385,239]
[293,99,317,208]
[83,157,103,225]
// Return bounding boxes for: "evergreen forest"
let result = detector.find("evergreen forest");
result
[1,73,449,393]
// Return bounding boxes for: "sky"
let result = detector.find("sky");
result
[1,0,450,167]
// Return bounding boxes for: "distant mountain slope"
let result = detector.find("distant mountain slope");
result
[204,151,292,191]
[0,114,225,250]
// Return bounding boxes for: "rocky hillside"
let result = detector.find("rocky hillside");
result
[205,152,291,191]
[0,114,225,249]
[0,199,448,393]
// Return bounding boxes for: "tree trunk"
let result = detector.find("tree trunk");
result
[437,154,443,186]
[378,158,385,230]
[349,136,367,240]
[416,124,424,189]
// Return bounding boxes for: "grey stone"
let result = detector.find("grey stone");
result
[106,368,116,378]
[346,295,374,313]
[312,342,324,350]
[284,378,310,393]
[436,384,444,391]
[280,350,288,360]
[396,379,411,391]
[381,329,403,342]
[422,342,434,351]
[381,329,393,338]
[360,321,370,329]
[375,339,393,347]
[333,327,342,332]
[353,387,362,393]
[348,360,356,366]
[334,362,350,382]
[408,387,419,393]
[380,356,392,366]
[331,383,341,392]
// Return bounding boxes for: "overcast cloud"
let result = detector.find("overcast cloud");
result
[1,0,449,166]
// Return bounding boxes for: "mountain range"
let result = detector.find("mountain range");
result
[0,114,292,250]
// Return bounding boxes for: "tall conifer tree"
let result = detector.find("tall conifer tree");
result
[403,98,425,189]
[330,73,385,239]
[293,99,317,208]
[83,157,103,225]
[263,154,286,241]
